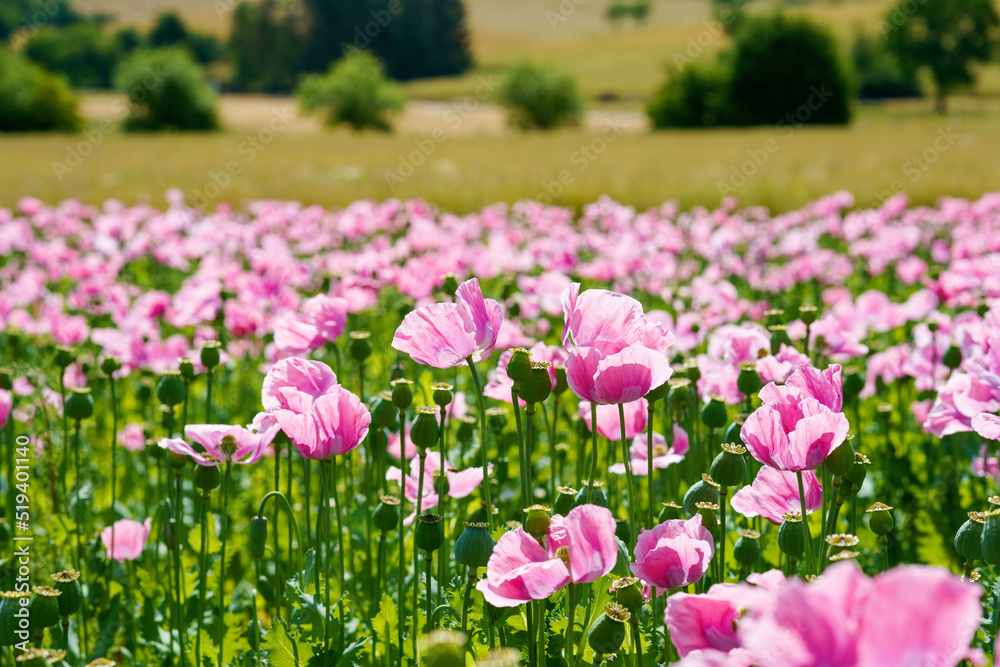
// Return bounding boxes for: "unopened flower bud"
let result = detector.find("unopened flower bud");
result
[824,438,855,476]
[943,345,962,370]
[249,516,268,560]
[552,364,569,396]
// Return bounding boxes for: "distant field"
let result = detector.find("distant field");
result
[3,103,995,214]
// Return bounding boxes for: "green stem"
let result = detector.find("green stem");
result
[512,386,528,508]
[255,491,306,584]
[796,470,813,576]
[397,409,407,663]
[647,402,656,529]
[196,490,210,667]
[413,450,426,661]
[588,403,599,503]
[719,488,728,581]
[217,462,232,667]
[331,457,347,655]
[461,571,474,650]
[525,403,536,506]
[205,368,214,423]
[618,403,636,547]
[565,583,577,667]
[425,554,433,631]
[467,358,494,530]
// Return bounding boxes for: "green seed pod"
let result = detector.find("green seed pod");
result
[373,496,400,533]
[777,513,805,558]
[768,325,792,355]
[256,575,275,604]
[700,396,728,429]
[610,576,643,615]
[981,509,1000,565]
[50,571,82,616]
[486,407,507,433]
[177,357,195,382]
[64,388,94,421]
[99,356,122,379]
[371,392,397,429]
[348,331,372,363]
[588,603,629,655]
[432,383,453,408]
[576,481,608,508]
[695,502,720,541]
[736,362,761,397]
[410,406,441,450]
[193,464,221,492]
[866,502,894,536]
[200,340,221,370]
[520,362,552,404]
[422,629,466,667]
[54,346,76,370]
[454,522,495,569]
[825,533,860,558]
[249,516,268,560]
[683,475,720,517]
[167,450,188,470]
[845,452,869,490]
[390,378,413,410]
[733,529,760,567]
[441,274,460,297]
[824,438,855,477]
[764,309,785,327]
[433,472,451,497]
[667,378,693,414]
[157,372,186,407]
[415,514,445,553]
[955,512,986,562]
[658,501,682,523]
[455,416,476,445]
[943,345,962,370]
[710,443,747,487]
[523,505,551,540]
[615,519,631,545]
[842,367,864,403]
[724,417,746,446]
[0,591,28,646]
[29,587,61,629]
[554,486,577,516]
[506,348,533,384]
[552,364,569,396]
[798,304,818,326]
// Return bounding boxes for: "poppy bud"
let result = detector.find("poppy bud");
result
[249,516,268,560]
[554,486,577,516]
[683,475,720,517]
[54,346,76,370]
[65,388,94,421]
[523,505,550,540]
[955,512,985,562]
[733,529,760,567]
[658,501,682,523]
[866,502,894,536]
[736,362,761,397]
[778,512,805,558]
[700,396,728,429]
[824,437,855,476]
[349,331,372,363]
[410,406,441,450]
[576,481,607,508]
[415,514,444,553]
[521,362,552,404]
[390,378,413,410]
[194,464,221,492]
[552,364,569,396]
[50,571,81,617]
[371,391,397,429]
[432,383,453,408]
[798,304,818,326]
[710,443,747,487]
[454,522,495,569]
[588,603,629,656]
[200,340,221,370]
[506,348,533,385]
[157,372,186,407]
[29,586,61,629]
[373,496,400,533]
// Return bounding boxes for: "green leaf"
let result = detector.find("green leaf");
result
[261,618,314,667]
[372,593,398,647]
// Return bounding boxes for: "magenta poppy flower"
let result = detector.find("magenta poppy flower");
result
[261,357,339,414]
[566,341,673,405]
[630,514,715,594]
[159,422,280,466]
[609,426,689,475]
[118,423,147,452]
[730,466,822,524]
[580,398,648,441]
[741,389,849,472]
[777,363,843,412]
[0,389,10,430]
[665,584,746,656]
[272,386,371,460]
[391,278,503,368]
[972,412,1000,440]
[101,518,152,562]
[478,504,618,607]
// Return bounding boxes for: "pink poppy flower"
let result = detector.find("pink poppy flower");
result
[386,451,490,524]
[477,504,618,607]
[609,426,689,475]
[566,341,673,405]
[580,398,648,441]
[630,514,715,594]
[561,283,675,352]
[673,649,757,667]
[272,294,349,356]
[0,390,10,430]
[159,422,280,466]
[272,385,371,460]
[730,466,822,524]
[391,278,503,369]
[101,518,152,562]
[666,583,749,656]
[972,413,1000,440]
[741,388,849,472]
[118,423,147,452]
[483,342,568,406]
[779,363,843,412]
[261,357,339,414]
[385,429,416,461]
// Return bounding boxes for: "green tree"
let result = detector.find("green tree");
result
[852,32,920,100]
[0,47,80,132]
[23,22,118,89]
[884,0,1000,112]
[229,0,304,92]
[297,50,405,131]
[379,0,472,80]
[148,11,187,47]
[498,62,583,130]
[114,48,219,131]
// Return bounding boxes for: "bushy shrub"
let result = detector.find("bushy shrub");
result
[647,62,731,128]
[0,48,80,132]
[114,48,219,132]
[24,22,119,89]
[297,50,405,131]
[727,13,852,125]
[852,32,920,100]
[498,62,583,131]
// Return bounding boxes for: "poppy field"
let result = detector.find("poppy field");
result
[1,189,999,667]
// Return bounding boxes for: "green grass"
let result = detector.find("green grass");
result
[5,104,996,213]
